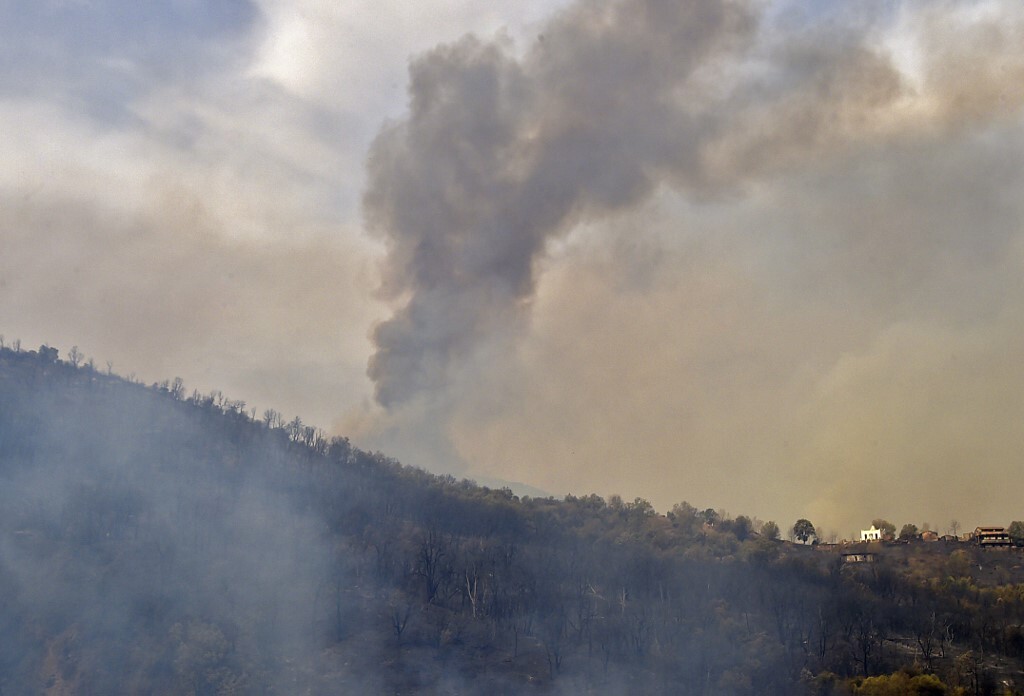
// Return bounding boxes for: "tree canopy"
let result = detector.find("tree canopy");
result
[0,343,1021,693]
[792,518,816,544]
[1008,520,1024,543]
[872,519,897,540]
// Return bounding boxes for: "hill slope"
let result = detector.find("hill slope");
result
[1,344,1023,694]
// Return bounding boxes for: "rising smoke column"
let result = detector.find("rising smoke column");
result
[363,0,757,408]
[362,0,924,413]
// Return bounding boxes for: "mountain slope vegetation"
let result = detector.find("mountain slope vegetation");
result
[1,343,1022,694]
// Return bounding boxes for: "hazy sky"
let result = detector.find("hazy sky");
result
[2,0,1023,537]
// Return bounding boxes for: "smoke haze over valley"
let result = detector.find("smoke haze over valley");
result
[3,0,1024,535]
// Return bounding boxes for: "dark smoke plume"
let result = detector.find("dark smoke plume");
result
[364,0,758,408]
[362,0,916,409]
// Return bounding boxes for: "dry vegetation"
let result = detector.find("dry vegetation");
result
[1,343,1023,694]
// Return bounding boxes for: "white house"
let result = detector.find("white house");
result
[860,526,882,542]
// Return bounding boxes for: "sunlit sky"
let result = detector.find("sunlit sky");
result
[3,0,1023,537]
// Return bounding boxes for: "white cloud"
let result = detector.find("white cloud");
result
[250,0,569,114]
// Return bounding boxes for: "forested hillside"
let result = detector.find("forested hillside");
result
[1,344,1023,694]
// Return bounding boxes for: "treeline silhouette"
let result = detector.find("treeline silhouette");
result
[1,343,1023,694]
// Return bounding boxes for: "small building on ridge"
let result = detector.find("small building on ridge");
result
[860,526,882,542]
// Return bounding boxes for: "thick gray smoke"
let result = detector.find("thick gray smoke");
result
[363,0,905,409]
[364,0,758,408]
